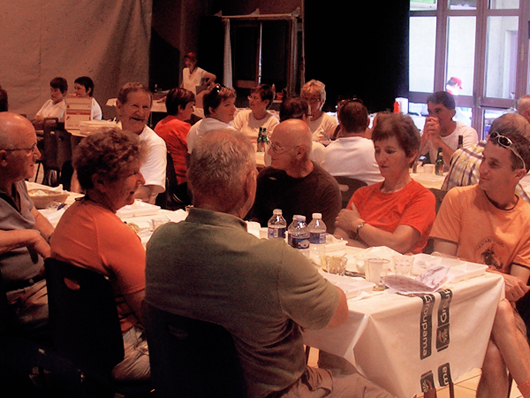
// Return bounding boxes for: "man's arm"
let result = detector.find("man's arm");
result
[0,229,50,262]
[326,287,349,328]
[433,238,458,257]
[31,207,54,241]
[503,264,530,302]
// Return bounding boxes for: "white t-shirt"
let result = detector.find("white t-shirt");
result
[308,112,338,143]
[424,121,479,163]
[232,109,279,145]
[320,136,384,186]
[182,67,207,95]
[187,117,238,154]
[138,125,167,193]
[36,99,66,122]
[91,98,102,120]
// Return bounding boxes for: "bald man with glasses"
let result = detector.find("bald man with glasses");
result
[248,119,341,232]
[0,112,54,338]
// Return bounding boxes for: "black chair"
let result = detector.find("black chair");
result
[41,118,72,187]
[429,188,447,214]
[334,176,367,208]
[142,301,246,398]
[155,152,191,210]
[45,258,152,397]
[0,269,85,397]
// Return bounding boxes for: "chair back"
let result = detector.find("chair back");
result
[45,258,124,377]
[429,188,447,214]
[142,301,246,398]
[42,118,72,186]
[155,152,189,210]
[334,176,367,208]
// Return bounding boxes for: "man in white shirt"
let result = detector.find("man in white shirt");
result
[320,99,383,186]
[420,91,478,167]
[116,82,166,203]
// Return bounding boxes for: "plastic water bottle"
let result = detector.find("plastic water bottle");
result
[308,213,327,262]
[287,215,310,257]
[267,209,287,239]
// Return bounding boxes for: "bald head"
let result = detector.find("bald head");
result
[0,112,39,187]
[273,119,313,153]
[268,119,314,178]
[0,112,35,149]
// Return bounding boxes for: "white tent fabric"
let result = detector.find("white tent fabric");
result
[0,0,152,119]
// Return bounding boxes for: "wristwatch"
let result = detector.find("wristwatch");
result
[356,221,366,238]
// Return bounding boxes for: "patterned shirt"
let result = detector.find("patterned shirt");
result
[441,141,530,203]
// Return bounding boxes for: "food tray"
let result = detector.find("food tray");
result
[412,253,488,282]
[319,271,375,299]
[29,189,69,209]
[116,200,161,218]
[446,262,488,283]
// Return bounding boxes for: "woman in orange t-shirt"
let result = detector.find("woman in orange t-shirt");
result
[334,113,436,254]
[51,128,150,381]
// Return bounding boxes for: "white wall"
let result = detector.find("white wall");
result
[0,0,152,119]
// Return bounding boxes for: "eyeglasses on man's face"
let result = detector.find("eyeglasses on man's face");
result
[269,141,298,154]
[4,141,38,156]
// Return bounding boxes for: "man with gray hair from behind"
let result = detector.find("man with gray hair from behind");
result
[145,128,393,397]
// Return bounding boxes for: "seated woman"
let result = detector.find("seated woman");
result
[73,76,103,120]
[232,84,279,147]
[186,84,237,154]
[301,79,338,144]
[154,87,195,204]
[32,77,68,128]
[334,112,436,254]
[50,128,150,381]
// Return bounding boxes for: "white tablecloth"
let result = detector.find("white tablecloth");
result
[303,255,504,398]
[410,171,446,190]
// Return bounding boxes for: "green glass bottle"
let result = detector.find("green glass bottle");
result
[435,147,444,175]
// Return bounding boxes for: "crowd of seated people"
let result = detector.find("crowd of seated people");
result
[6,68,530,398]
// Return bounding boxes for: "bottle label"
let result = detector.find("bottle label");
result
[290,236,310,250]
[310,232,326,244]
[268,227,286,239]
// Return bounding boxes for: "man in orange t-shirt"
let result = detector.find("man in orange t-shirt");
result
[431,113,530,398]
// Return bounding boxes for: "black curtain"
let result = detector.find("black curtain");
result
[304,1,410,113]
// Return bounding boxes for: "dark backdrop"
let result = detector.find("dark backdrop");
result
[304,1,410,113]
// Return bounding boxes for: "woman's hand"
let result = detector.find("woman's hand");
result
[335,206,362,235]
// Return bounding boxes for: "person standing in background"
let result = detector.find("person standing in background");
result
[180,52,216,96]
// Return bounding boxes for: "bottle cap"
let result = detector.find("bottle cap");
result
[312,213,322,219]
[296,215,306,222]
[273,209,282,215]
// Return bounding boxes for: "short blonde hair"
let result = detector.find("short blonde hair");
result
[301,79,326,103]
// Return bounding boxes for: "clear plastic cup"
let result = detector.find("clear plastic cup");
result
[366,258,389,290]
[393,255,414,277]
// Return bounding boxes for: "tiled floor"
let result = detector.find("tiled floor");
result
[306,347,522,398]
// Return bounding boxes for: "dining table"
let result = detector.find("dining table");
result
[31,181,503,398]
[410,169,446,190]
[302,245,504,398]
